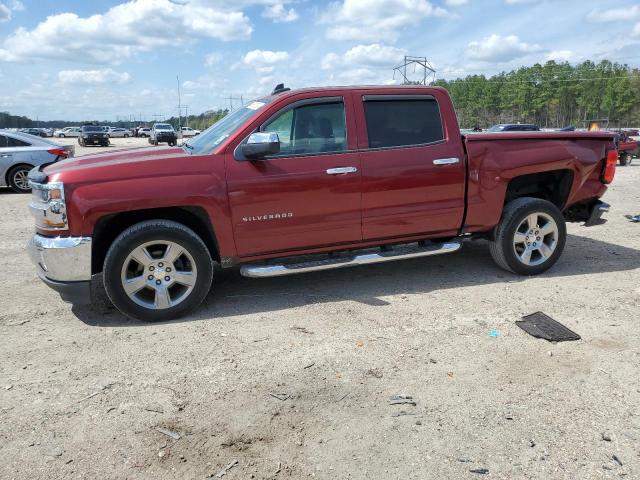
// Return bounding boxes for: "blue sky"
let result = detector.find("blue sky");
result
[0,0,638,121]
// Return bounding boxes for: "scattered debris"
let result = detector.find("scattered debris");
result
[75,384,113,404]
[252,337,269,343]
[516,312,581,342]
[601,433,612,442]
[529,439,536,447]
[270,393,290,401]
[470,468,489,474]
[612,454,623,466]
[389,395,416,406]
[429,358,437,364]
[457,458,472,463]
[214,459,239,478]
[415,420,422,425]
[366,368,383,378]
[391,411,417,417]
[290,326,314,334]
[106,407,116,413]
[155,427,181,440]
[275,462,281,474]
[45,447,64,457]
[303,362,315,369]
[624,214,640,223]
[356,340,364,347]
[488,329,500,337]
[447,372,454,378]
[7,319,30,326]
[336,393,349,402]
[144,406,165,414]
[5,384,13,390]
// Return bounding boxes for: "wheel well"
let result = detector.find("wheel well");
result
[504,170,573,210]
[91,206,220,274]
[5,163,34,184]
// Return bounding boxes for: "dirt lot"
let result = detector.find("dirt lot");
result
[1,154,639,479]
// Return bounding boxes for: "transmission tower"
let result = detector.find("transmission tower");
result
[393,56,436,85]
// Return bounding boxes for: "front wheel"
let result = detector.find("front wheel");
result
[124,134,129,138]
[103,220,214,321]
[489,197,566,275]
[59,134,65,138]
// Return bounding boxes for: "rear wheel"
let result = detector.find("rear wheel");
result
[124,134,129,138]
[619,152,632,166]
[7,165,32,193]
[59,134,65,138]
[103,220,214,321]
[489,197,566,275]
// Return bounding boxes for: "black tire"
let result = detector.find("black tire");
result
[619,152,631,166]
[103,220,214,322]
[59,134,65,138]
[7,164,33,193]
[124,134,129,138]
[489,197,566,275]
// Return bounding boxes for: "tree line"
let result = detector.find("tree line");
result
[0,109,229,131]
[433,60,638,129]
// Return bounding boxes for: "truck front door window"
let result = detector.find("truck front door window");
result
[262,102,346,156]
[364,98,444,149]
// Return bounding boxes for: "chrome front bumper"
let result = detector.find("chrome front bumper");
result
[28,234,92,282]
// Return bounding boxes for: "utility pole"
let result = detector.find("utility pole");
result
[225,95,243,112]
[177,75,182,133]
[393,55,436,85]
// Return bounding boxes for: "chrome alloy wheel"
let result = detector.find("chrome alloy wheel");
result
[120,240,197,310]
[512,212,558,266]
[13,169,30,191]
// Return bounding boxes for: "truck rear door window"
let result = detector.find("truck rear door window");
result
[363,97,444,149]
[262,101,346,156]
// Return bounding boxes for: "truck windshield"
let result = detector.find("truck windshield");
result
[184,101,268,154]
[155,124,173,130]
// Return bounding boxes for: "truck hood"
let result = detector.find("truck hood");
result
[43,146,194,184]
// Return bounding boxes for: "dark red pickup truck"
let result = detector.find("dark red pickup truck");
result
[27,85,617,321]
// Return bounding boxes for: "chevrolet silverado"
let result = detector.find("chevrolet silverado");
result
[27,85,617,321]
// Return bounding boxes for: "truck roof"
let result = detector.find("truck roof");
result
[259,84,446,102]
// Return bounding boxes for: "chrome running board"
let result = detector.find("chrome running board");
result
[240,240,462,278]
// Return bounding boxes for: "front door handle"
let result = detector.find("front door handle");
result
[326,166,358,175]
[433,157,460,165]
[0,154,11,158]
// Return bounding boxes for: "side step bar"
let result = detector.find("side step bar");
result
[240,240,462,278]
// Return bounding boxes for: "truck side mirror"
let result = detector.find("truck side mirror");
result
[241,132,280,160]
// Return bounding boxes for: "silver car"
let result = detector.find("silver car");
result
[0,130,74,193]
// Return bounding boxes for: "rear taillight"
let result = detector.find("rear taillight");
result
[47,147,69,159]
[602,150,617,184]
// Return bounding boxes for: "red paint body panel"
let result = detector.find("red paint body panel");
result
[618,139,638,152]
[40,86,616,266]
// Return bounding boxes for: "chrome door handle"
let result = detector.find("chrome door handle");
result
[0,154,11,158]
[433,157,460,165]
[326,167,358,175]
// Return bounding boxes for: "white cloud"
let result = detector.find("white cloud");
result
[243,49,289,65]
[0,0,22,22]
[505,0,536,4]
[586,6,640,23]
[204,52,223,67]
[322,43,406,70]
[0,0,252,63]
[466,34,543,62]
[58,69,131,85]
[545,50,574,62]
[446,0,468,5]
[262,3,298,22]
[319,0,447,42]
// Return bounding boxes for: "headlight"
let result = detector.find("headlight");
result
[29,181,67,230]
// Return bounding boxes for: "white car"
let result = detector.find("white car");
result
[107,128,131,138]
[54,127,81,138]
[137,128,151,137]
[180,127,201,137]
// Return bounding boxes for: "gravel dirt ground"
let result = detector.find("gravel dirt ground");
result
[0,149,639,479]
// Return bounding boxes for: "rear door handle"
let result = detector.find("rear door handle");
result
[326,166,358,175]
[433,157,460,165]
